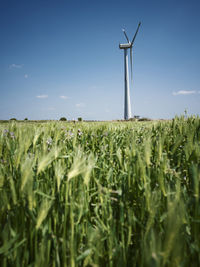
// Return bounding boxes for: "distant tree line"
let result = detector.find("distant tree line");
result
[2,116,152,122]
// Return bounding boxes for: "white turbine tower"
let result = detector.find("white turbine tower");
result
[119,22,141,120]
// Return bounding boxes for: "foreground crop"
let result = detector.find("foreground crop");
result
[0,117,200,266]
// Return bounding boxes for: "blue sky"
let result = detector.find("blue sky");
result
[1,0,200,120]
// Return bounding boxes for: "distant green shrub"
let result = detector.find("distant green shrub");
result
[24,118,28,121]
[128,118,137,121]
[138,117,151,121]
[10,118,17,121]
[78,117,83,122]
[59,117,67,121]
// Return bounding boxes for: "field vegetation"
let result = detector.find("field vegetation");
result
[0,116,200,266]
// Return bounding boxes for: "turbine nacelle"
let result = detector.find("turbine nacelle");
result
[119,43,132,49]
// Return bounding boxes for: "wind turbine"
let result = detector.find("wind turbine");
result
[119,22,141,120]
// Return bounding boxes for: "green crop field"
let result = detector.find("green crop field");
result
[0,116,200,267]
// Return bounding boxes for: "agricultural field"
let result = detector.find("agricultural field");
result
[0,116,200,267]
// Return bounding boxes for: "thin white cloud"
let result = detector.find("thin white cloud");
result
[172,90,196,96]
[9,64,23,69]
[24,74,28,79]
[36,95,48,99]
[76,102,85,108]
[60,95,69,99]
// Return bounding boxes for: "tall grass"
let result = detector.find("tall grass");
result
[0,116,200,266]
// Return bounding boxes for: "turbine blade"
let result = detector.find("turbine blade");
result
[130,47,133,81]
[131,22,141,45]
[122,29,130,43]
